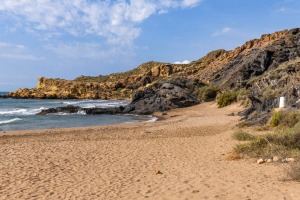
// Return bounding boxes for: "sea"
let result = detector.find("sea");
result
[0,92,156,131]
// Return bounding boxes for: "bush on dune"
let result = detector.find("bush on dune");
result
[234,119,300,181]
[217,92,238,108]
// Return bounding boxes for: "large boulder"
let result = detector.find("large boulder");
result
[123,79,199,115]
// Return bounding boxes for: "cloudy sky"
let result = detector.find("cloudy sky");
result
[0,0,299,91]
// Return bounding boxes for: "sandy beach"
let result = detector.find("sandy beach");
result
[1,102,299,200]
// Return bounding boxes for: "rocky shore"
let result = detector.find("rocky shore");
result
[37,79,200,115]
[7,28,300,126]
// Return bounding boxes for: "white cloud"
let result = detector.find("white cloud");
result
[0,53,43,61]
[0,42,25,50]
[182,0,201,7]
[0,0,201,45]
[274,7,300,14]
[212,27,233,37]
[0,42,44,61]
[174,60,191,64]
[45,42,133,60]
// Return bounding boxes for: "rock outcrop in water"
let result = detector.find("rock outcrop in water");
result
[37,79,200,115]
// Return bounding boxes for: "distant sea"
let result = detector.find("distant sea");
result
[0,94,155,131]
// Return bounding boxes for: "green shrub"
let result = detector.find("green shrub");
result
[232,130,255,141]
[195,86,218,102]
[280,112,300,128]
[270,110,283,127]
[217,92,238,108]
[270,110,300,128]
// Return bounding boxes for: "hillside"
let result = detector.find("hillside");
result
[8,28,300,104]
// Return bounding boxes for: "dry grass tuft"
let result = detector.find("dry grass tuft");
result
[288,161,300,182]
[232,130,255,141]
[235,123,300,158]
[225,152,242,160]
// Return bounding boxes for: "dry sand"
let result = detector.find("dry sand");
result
[0,102,299,200]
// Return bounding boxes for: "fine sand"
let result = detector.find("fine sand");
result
[0,102,299,200]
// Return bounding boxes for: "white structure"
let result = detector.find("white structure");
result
[279,97,286,108]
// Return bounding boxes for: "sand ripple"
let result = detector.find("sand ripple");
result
[1,103,299,199]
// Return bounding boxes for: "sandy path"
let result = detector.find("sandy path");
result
[0,102,299,200]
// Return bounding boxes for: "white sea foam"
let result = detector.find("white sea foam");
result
[63,100,94,105]
[0,118,22,125]
[146,117,158,123]
[62,100,129,108]
[0,109,27,115]
[0,107,46,115]
[77,110,86,115]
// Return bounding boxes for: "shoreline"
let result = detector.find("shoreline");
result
[1,102,300,199]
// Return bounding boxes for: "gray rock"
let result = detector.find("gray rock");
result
[124,79,199,115]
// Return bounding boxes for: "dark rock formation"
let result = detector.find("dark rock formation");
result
[36,79,200,116]
[211,28,300,90]
[9,28,300,126]
[238,96,279,126]
[10,28,300,100]
[84,107,125,115]
[238,57,300,126]
[123,79,200,115]
[36,105,82,115]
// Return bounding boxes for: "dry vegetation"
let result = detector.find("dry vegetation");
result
[233,110,300,181]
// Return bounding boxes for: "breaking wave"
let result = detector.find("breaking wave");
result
[0,107,46,116]
[0,118,22,125]
[62,100,129,108]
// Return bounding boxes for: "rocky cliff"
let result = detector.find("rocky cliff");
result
[9,28,300,108]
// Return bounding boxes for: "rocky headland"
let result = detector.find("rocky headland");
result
[9,28,300,124]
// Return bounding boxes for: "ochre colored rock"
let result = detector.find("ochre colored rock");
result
[8,28,300,105]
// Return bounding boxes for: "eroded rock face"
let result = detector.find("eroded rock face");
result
[9,28,300,102]
[9,28,300,126]
[248,58,300,107]
[238,96,279,126]
[124,79,199,114]
[210,28,300,89]
[9,77,132,100]
[37,79,200,115]
[238,58,300,126]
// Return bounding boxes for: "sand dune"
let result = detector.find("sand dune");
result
[0,102,299,200]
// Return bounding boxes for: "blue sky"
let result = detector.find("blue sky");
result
[0,0,299,91]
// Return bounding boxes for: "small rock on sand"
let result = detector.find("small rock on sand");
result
[272,156,279,162]
[266,159,272,163]
[257,158,264,164]
[286,158,295,162]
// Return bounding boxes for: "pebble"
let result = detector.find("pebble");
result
[272,156,280,162]
[257,158,264,164]
[286,158,295,162]
[281,159,287,163]
[266,159,273,163]
[155,170,163,175]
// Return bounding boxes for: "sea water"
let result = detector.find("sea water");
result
[0,93,155,131]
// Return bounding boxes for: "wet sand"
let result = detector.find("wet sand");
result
[0,102,299,200]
